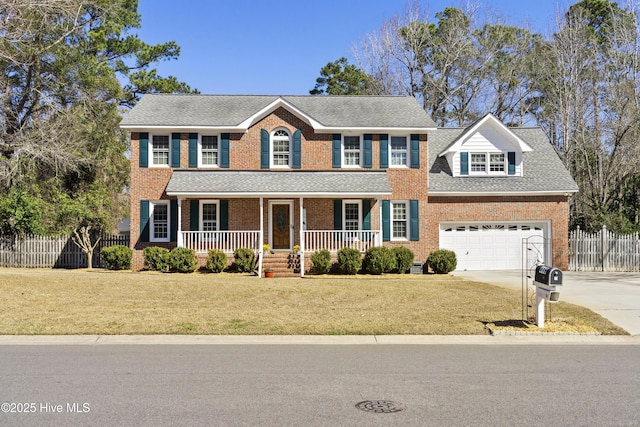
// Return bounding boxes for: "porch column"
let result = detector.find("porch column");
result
[377,197,383,247]
[177,197,183,247]
[299,196,304,277]
[258,197,264,277]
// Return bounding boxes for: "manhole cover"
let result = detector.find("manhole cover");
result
[356,400,405,413]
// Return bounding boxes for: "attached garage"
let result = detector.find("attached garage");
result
[439,222,548,271]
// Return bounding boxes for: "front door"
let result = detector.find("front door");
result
[271,203,291,250]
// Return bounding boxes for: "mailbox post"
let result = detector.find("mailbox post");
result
[533,266,563,328]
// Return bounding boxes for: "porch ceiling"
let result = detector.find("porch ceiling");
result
[165,170,393,198]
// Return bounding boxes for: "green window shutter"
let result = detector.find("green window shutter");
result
[139,132,149,168]
[508,151,516,175]
[221,133,230,168]
[363,134,372,168]
[260,129,270,169]
[460,152,469,175]
[409,200,419,241]
[170,199,178,241]
[190,200,199,231]
[379,134,388,169]
[382,200,390,242]
[292,129,302,169]
[362,199,371,231]
[171,133,181,167]
[140,200,150,242]
[333,200,342,230]
[188,133,198,168]
[220,200,229,230]
[410,134,420,168]
[332,134,341,168]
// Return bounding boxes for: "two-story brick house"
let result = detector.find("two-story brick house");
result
[120,94,578,274]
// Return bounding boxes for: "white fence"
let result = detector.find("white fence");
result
[569,226,640,272]
[0,234,130,269]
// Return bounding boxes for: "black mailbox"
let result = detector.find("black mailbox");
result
[534,265,563,285]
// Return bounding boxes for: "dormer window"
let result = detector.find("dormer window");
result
[466,152,511,176]
[490,153,505,172]
[470,154,486,173]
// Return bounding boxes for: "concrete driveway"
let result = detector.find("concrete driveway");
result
[455,270,640,335]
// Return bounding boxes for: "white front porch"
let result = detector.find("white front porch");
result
[175,197,383,277]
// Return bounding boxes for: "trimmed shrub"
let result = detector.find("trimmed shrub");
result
[310,249,331,274]
[363,246,396,275]
[100,245,132,270]
[143,246,170,272]
[427,249,457,274]
[205,249,227,273]
[169,247,198,273]
[392,246,415,274]
[233,247,255,273]
[337,247,362,275]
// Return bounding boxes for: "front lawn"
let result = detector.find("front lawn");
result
[0,268,627,335]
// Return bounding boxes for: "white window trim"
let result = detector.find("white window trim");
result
[199,200,220,232]
[198,134,220,168]
[390,200,409,241]
[342,135,362,168]
[469,151,508,176]
[149,201,170,242]
[149,133,171,168]
[343,200,362,231]
[271,127,291,168]
[389,135,410,168]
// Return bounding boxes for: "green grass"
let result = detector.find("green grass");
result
[0,268,628,335]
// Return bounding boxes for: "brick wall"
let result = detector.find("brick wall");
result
[426,195,571,269]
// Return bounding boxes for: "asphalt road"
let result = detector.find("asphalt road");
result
[1,344,638,426]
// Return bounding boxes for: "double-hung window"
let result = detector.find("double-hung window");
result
[343,201,361,231]
[200,135,218,167]
[390,136,408,167]
[470,153,486,172]
[200,201,218,231]
[468,152,508,175]
[489,153,505,172]
[391,201,408,240]
[272,129,290,167]
[343,136,361,167]
[150,201,169,242]
[151,135,170,166]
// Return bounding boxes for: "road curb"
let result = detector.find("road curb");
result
[0,334,637,345]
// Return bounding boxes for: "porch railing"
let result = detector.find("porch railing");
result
[181,231,260,253]
[303,230,381,253]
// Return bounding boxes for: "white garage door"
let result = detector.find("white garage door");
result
[439,223,546,271]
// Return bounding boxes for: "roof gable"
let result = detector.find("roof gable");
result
[438,113,532,156]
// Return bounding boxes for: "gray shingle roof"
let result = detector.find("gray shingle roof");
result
[428,127,579,194]
[120,94,436,129]
[165,171,392,196]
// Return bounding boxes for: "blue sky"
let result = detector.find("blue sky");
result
[136,0,569,95]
